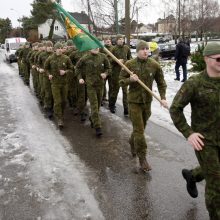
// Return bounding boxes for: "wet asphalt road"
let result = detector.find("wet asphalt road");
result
[0,50,209,220]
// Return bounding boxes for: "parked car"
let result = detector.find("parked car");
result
[159,43,176,59]
[152,37,170,44]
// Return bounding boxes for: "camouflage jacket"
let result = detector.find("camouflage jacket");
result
[100,45,114,61]
[29,50,38,67]
[119,57,167,104]
[20,48,31,64]
[34,51,44,67]
[37,51,53,73]
[75,52,111,87]
[44,53,73,85]
[69,50,87,66]
[170,70,220,145]
[111,45,132,68]
[15,48,23,58]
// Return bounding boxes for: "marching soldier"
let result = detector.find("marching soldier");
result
[170,42,220,220]
[75,48,110,136]
[44,42,73,128]
[20,42,31,85]
[120,40,167,172]
[109,34,132,115]
[100,37,114,103]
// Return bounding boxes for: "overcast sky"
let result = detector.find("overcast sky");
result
[2,0,164,28]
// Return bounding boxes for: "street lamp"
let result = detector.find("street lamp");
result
[10,8,22,37]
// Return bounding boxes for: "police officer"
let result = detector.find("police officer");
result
[170,42,220,220]
[120,40,167,172]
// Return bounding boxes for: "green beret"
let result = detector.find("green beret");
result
[203,42,220,56]
[54,42,63,50]
[136,40,149,52]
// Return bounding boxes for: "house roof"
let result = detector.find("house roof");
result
[69,12,93,25]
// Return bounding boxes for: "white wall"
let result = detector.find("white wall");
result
[38,19,67,39]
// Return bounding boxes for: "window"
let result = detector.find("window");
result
[55,26,59,31]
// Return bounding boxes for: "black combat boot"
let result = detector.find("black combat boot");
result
[95,128,103,137]
[45,108,53,120]
[182,169,198,198]
[58,119,64,129]
[109,106,116,113]
[89,116,94,128]
[80,113,86,122]
[124,108,128,116]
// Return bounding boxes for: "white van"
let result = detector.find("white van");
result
[5,37,27,63]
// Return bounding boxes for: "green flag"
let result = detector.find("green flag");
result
[52,0,103,52]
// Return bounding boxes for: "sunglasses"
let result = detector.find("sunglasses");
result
[208,56,220,62]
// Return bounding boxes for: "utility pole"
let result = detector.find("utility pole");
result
[125,0,130,46]
[87,0,91,32]
[136,7,139,39]
[114,0,119,34]
[178,0,181,37]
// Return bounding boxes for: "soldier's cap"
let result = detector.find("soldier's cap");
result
[54,42,63,50]
[203,42,220,56]
[103,36,111,41]
[42,41,47,47]
[25,42,30,46]
[116,34,124,40]
[136,40,149,52]
[46,41,53,47]
[66,39,73,46]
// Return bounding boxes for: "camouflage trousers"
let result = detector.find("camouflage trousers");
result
[129,103,151,159]
[18,59,23,76]
[77,83,87,114]
[31,68,38,95]
[109,70,128,110]
[194,145,220,220]
[68,77,78,108]
[43,75,53,109]
[51,84,68,120]
[39,73,44,103]
[87,85,103,129]
[22,62,30,85]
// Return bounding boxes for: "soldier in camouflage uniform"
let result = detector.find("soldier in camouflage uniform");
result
[120,41,167,172]
[33,43,44,99]
[100,37,114,103]
[15,44,24,77]
[20,42,31,85]
[44,42,73,128]
[36,42,47,105]
[38,41,54,118]
[69,49,88,121]
[170,42,220,220]
[109,34,132,115]
[75,48,110,136]
[64,40,77,109]
[29,42,39,95]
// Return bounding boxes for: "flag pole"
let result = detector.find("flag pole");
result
[103,47,163,105]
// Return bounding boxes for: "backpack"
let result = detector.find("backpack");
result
[182,43,190,57]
